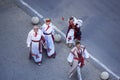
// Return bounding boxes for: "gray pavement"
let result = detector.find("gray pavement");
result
[19,0,120,78]
[0,0,120,80]
[0,0,75,80]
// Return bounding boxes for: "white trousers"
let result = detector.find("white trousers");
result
[31,42,42,63]
[66,29,74,44]
[44,34,55,56]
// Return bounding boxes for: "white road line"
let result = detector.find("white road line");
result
[89,54,120,80]
[20,0,120,80]
[52,24,66,38]
[20,0,43,19]
[20,0,66,39]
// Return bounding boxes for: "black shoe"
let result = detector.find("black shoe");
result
[52,53,56,59]
[53,55,56,58]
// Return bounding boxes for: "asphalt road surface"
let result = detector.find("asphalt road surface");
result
[19,0,120,77]
[0,0,77,80]
[0,0,120,80]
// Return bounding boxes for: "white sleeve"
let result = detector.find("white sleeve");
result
[26,31,32,47]
[77,19,83,27]
[41,24,44,32]
[52,27,55,35]
[73,17,78,24]
[73,17,83,28]
[83,49,90,58]
[51,23,55,35]
[67,53,74,63]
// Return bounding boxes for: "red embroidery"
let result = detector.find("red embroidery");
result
[70,48,76,56]
[48,48,51,52]
[68,36,71,41]
[35,32,37,37]
[36,55,39,59]
[46,25,50,31]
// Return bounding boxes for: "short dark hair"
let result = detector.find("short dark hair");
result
[69,17,74,20]
[75,41,81,46]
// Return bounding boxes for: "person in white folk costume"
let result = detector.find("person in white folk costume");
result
[27,25,45,65]
[41,18,56,58]
[67,41,90,78]
[66,17,83,48]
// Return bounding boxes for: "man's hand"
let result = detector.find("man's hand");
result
[42,42,47,49]
[68,62,73,67]
[28,47,31,52]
